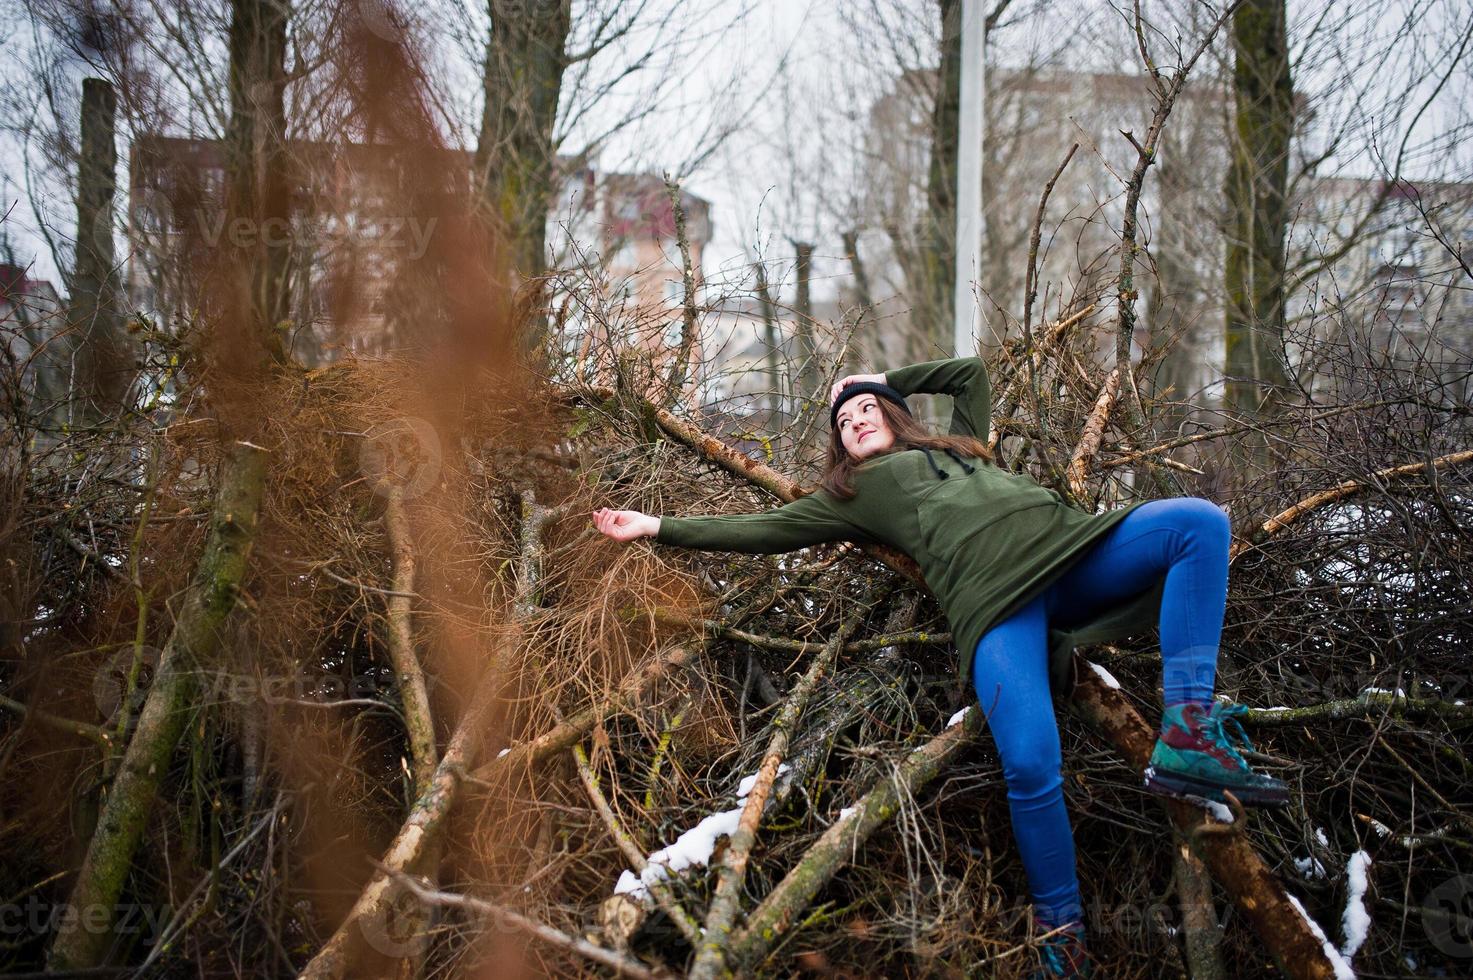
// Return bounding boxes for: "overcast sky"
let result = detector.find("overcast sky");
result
[1,0,1467,305]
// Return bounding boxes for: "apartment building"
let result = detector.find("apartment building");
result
[126,135,713,370]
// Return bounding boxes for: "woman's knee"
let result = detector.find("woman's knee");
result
[1164,497,1230,551]
[998,737,1063,801]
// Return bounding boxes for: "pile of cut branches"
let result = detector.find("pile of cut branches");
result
[2,295,1470,980]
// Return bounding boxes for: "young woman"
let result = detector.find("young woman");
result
[593,357,1288,978]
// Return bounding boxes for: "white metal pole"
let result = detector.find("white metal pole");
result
[953,0,986,357]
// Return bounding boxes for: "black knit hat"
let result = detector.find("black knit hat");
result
[830,382,912,427]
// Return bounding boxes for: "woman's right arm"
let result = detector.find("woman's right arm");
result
[877,357,991,444]
[593,494,862,555]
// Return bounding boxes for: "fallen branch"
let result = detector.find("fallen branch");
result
[1171,834,1227,980]
[572,742,704,946]
[986,304,1098,456]
[1231,449,1473,560]
[382,483,436,797]
[729,710,981,971]
[49,441,270,972]
[1067,663,1347,980]
[0,694,115,748]
[388,869,667,979]
[689,605,869,979]
[1067,367,1121,499]
[653,609,948,657]
[1239,691,1473,727]
[296,652,504,980]
[469,646,695,782]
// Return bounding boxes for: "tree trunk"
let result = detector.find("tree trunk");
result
[1223,0,1292,431]
[474,0,572,293]
[1147,133,1198,450]
[46,443,269,970]
[841,229,874,370]
[223,0,291,369]
[72,77,130,417]
[792,241,818,413]
[921,0,962,355]
[754,261,784,426]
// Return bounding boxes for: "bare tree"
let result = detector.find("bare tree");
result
[1223,0,1293,435]
[71,76,131,416]
[474,0,573,290]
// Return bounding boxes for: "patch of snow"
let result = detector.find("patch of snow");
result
[1261,706,1291,712]
[496,748,511,759]
[1359,686,1406,698]
[1314,827,1330,848]
[1201,800,1235,824]
[736,763,789,799]
[946,708,970,729]
[1085,661,1121,690]
[839,806,857,820]
[612,763,790,903]
[1294,855,1328,879]
[615,806,744,901]
[1286,893,1357,980]
[1340,851,1372,960]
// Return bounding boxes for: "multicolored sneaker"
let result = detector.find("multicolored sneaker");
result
[1030,915,1090,979]
[1143,702,1289,807]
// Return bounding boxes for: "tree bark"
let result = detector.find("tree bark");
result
[383,486,437,798]
[791,240,818,416]
[921,0,962,354]
[223,0,291,369]
[754,261,785,426]
[474,0,572,290]
[1224,0,1293,431]
[1171,835,1227,980]
[840,229,874,370]
[72,77,130,417]
[47,442,269,970]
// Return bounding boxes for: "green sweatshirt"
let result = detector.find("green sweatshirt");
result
[657,357,1163,692]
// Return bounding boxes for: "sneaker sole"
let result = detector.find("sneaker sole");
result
[1143,767,1289,808]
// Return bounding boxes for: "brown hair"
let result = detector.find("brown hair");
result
[820,397,992,499]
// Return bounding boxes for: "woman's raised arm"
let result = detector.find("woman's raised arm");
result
[880,357,991,444]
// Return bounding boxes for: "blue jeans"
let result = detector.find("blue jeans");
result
[970,497,1230,927]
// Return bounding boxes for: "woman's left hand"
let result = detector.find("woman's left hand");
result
[829,372,887,405]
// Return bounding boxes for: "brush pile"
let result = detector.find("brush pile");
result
[3,287,1471,980]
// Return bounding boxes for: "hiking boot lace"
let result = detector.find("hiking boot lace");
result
[1199,703,1256,768]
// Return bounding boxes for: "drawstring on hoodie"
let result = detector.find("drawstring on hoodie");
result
[919,447,977,480]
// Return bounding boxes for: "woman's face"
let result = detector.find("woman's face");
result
[835,394,895,460]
